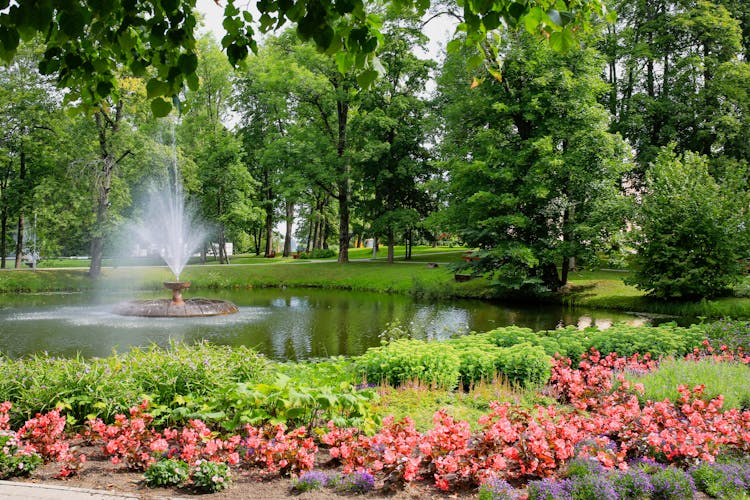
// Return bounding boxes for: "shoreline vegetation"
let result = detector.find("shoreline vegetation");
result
[0,246,748,320]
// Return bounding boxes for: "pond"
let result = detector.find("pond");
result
[0,288,681,360]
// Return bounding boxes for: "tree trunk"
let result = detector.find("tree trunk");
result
[254,228,262,255]
[540,262,562,291]
[406,229,413,260]
[305,209,313,253]
[14,212,23,269]
[264,206,274,257]
[283,200,294,257]
[336,98,350,264]
[88,103,123,279]
[387,228,394,264]
[14,149,26,269]
[0,208,6,268]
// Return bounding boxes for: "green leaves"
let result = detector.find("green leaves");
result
[549,28,577,52]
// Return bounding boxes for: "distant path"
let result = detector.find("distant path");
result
[5,250,467,271]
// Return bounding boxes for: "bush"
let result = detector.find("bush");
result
[190,460,231,492]
[355,339,462,388]
[568,473,618,500]
[611,468,654,499]
[650,467,696,500]
[0,432,42,479]
[478,477,516,499]
[331,471,375,494]
[298,248,336,259]
[527,478,573,500]
[690,461,750,498]
[627,148,748,299]
[292,471,329,492]
[144,459,190,487]
[496,343,551,386]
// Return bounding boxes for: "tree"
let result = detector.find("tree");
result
[627,148,749,299]
[604,0,750,181]
[0,1,605,116]
[351,20,435,263]
[0,42,58,268]
[194,129,260,263]
[436,32,630,293]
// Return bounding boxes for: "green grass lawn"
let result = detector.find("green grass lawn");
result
[2,252,749,318]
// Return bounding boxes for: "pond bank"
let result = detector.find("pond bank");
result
[0,262,748,319]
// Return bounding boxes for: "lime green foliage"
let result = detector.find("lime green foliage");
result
[626,358,750,409]
[355,339,462,388]
[496,343,551,386]
[357,322,710,390]
[215,373,377,432]
[488,323,706,360]
[356,329,552,389]
[144,459,190,487]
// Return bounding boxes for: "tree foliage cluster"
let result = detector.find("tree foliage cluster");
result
[0,0,746,299]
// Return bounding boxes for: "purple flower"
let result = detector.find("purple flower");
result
[612,468,654,499]
[480,477,516,499]
[569,474,618,500]
[332,471,375,494]
[527,478,573,500]
[651,467,696,500]
[292,471,329,492]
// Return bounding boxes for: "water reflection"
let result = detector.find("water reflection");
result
[0,288,685,360]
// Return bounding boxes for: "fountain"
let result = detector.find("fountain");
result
[113,136,238,317]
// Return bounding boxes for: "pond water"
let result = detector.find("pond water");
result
[0,288,680,360]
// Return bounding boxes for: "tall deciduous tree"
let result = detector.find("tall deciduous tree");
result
[352,21,435,263]
[437,32,630,293]
[0,41,58,268]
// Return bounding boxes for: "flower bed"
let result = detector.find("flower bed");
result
[1,340,749,498]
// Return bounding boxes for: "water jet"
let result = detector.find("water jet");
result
[112,132,238,317]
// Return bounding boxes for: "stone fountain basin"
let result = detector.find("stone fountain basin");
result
[113,298,239,317]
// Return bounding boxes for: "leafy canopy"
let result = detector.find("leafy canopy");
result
[0,0,607,116]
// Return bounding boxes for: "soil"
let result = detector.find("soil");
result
[13,442,476,499]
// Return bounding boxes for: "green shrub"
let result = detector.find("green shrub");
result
[587,323,704,358]
[496,343,551,386]
[144,459,190,487]
[626,148,747,300]
[0,343,270,428]
[298,248,336,259]
[355,339,461,388]
[190,460,231,492]
[0,433,43,479]
[216,374,377,431]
